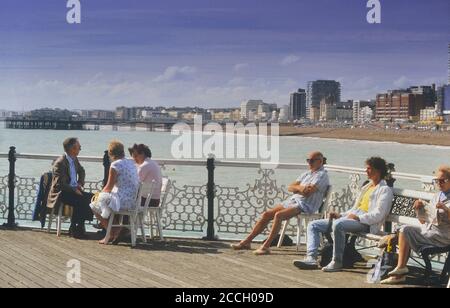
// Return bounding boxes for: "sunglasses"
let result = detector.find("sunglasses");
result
[306,158,321,164]
[433,178,449,185]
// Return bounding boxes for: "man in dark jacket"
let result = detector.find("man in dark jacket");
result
[47,137,93,238]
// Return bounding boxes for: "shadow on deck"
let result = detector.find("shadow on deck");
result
[0,227,442,288]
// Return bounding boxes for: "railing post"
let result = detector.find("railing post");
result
[102,150,110,188]
[205,156,217,241]
[4,146,17,229]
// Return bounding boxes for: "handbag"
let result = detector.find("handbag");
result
[367,234,398,283]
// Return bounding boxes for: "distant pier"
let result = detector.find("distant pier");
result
[4,117,182,131]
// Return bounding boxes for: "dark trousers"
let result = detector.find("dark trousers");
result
[60,191,94,226]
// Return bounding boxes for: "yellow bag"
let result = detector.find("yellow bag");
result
[91,192,101,204]
[62,204,73,217]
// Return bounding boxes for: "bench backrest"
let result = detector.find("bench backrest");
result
[317,185,333,216]
[387,188,435,227]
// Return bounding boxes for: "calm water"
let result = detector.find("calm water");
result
[0,125,449,190]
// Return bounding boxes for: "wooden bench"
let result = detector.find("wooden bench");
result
[353,188,450,283]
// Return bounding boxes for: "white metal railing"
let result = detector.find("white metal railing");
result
[0,152,432,183]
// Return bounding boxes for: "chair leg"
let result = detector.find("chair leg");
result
[56,215,61,237]
[139,214,147,243]
[277,220,289,248]
[149,212,154,240]
[157,211,164,241]
[104,213,115,245]
[440,253,450,283]
[56,206,63,237]
[296,217,302,252]
[130,219,136,248]
[422,253,433,281]
[48,210,54,233]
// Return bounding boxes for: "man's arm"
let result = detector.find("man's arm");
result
[53,160,76,193]
[288,181,317,197]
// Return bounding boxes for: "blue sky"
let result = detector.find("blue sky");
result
[0,0,449,110]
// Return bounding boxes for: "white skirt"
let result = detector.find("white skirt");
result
[89,192,120,219]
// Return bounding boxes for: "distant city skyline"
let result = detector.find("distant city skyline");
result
[0,0,449,111]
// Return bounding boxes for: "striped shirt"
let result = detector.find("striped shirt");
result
[290,167,330,214]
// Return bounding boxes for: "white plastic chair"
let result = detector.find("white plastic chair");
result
[47,204,71,237]
[144,177,171,241]
[103,181,155,247]
[277,185,332,251]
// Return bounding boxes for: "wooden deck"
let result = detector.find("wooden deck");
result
[0,227,434,288]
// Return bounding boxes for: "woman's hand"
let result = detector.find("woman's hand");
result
[436,202,449,211]
[328,212,341,219]
[347,214,360,221]
[414,200,425,210]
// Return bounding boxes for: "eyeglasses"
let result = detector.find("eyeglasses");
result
[433,178,449,185]
[306,158,321,164]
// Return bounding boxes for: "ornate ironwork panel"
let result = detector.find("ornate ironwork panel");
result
[390,195,417,218]
[161,182,207,232]
[15,176,38,220]
[328,174,361,214]
[0,176,8,219]
[83,180,104,194]
[215,169,290,235]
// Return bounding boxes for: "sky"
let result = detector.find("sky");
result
[0,0,449,111]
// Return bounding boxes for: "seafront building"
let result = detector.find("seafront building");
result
[375,91,426,122]
[353,100,375,124]
[289,88,307,121]
[240,100,277,122]
[319,96,336,122]
[306,80,341,120]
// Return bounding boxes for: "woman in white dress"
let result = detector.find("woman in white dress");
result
[91,140,139,244]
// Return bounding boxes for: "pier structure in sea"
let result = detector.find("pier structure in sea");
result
[3,117,182,131]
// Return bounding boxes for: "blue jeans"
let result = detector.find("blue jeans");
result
[306,214,370,263]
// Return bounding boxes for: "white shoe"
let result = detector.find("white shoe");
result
[322,261,343,272]
[293,257,319,270]
[388,267,409,276]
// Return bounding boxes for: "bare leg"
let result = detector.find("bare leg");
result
[241,205,285,245]
[99,215,121,244]
[397,232,411,268]
[93,213,109,229]
[260,207,301,249]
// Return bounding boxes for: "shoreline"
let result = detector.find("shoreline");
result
[278,127,450,147]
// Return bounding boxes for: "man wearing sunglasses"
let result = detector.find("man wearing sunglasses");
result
[230,151,329,255]
[382,165,450,284]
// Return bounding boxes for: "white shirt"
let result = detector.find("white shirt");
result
[137,158,163,200]
[65,153,78,188]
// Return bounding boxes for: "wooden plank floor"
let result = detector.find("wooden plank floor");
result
[0,228,434,288]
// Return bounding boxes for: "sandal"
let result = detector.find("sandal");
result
[380,276,406,285]
[253,247,271,256]
[230,242,251,250]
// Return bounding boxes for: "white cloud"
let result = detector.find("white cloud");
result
[393,76,412,88]
[227,77,245,86]
[280,55,300,66]
[1,74,300,111]
[233,63,249,72]
[153,66,198,83]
